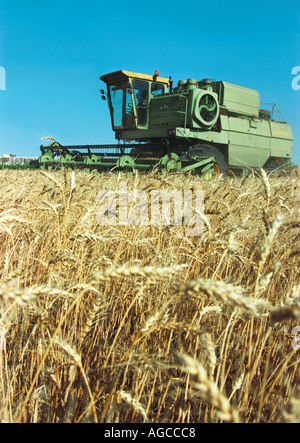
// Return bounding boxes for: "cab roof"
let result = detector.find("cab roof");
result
[100,70,170,86]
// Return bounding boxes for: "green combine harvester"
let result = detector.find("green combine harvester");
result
[33,70,293,176]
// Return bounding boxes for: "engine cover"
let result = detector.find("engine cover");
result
[192,90,220,129]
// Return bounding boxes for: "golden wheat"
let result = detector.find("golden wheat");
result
[0,169,299,423]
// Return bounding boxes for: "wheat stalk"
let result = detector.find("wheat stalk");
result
[176,352,240,423]
[93,264,188,282]
[117,390,148,421]
[255,214,282,296]
[178,278,270,315]
[54,337,98,422]
[261,168,271,207]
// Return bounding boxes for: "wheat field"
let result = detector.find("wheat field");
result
[0,168,299,423]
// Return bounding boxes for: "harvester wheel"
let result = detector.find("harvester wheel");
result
[188,144,227,176]
[158,153,182,174]
[213,163,221,178]
[116,155,135,174]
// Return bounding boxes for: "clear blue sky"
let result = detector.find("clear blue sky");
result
[0,0,299,163]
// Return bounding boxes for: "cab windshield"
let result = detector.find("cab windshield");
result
[109,80,135,129]
[108,78,165,129]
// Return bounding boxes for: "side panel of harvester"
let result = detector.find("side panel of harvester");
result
[215,81,293,167]
[146,79,293,168]
[269,122,293,159]
[224,118,293,168]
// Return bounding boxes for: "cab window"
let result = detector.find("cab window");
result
[151,83,165,95]
[109,81,135,129]
[132,79,149,126]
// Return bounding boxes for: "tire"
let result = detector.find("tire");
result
[188,144,228,175]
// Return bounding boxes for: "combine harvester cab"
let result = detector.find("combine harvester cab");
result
[36,69,293,176]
